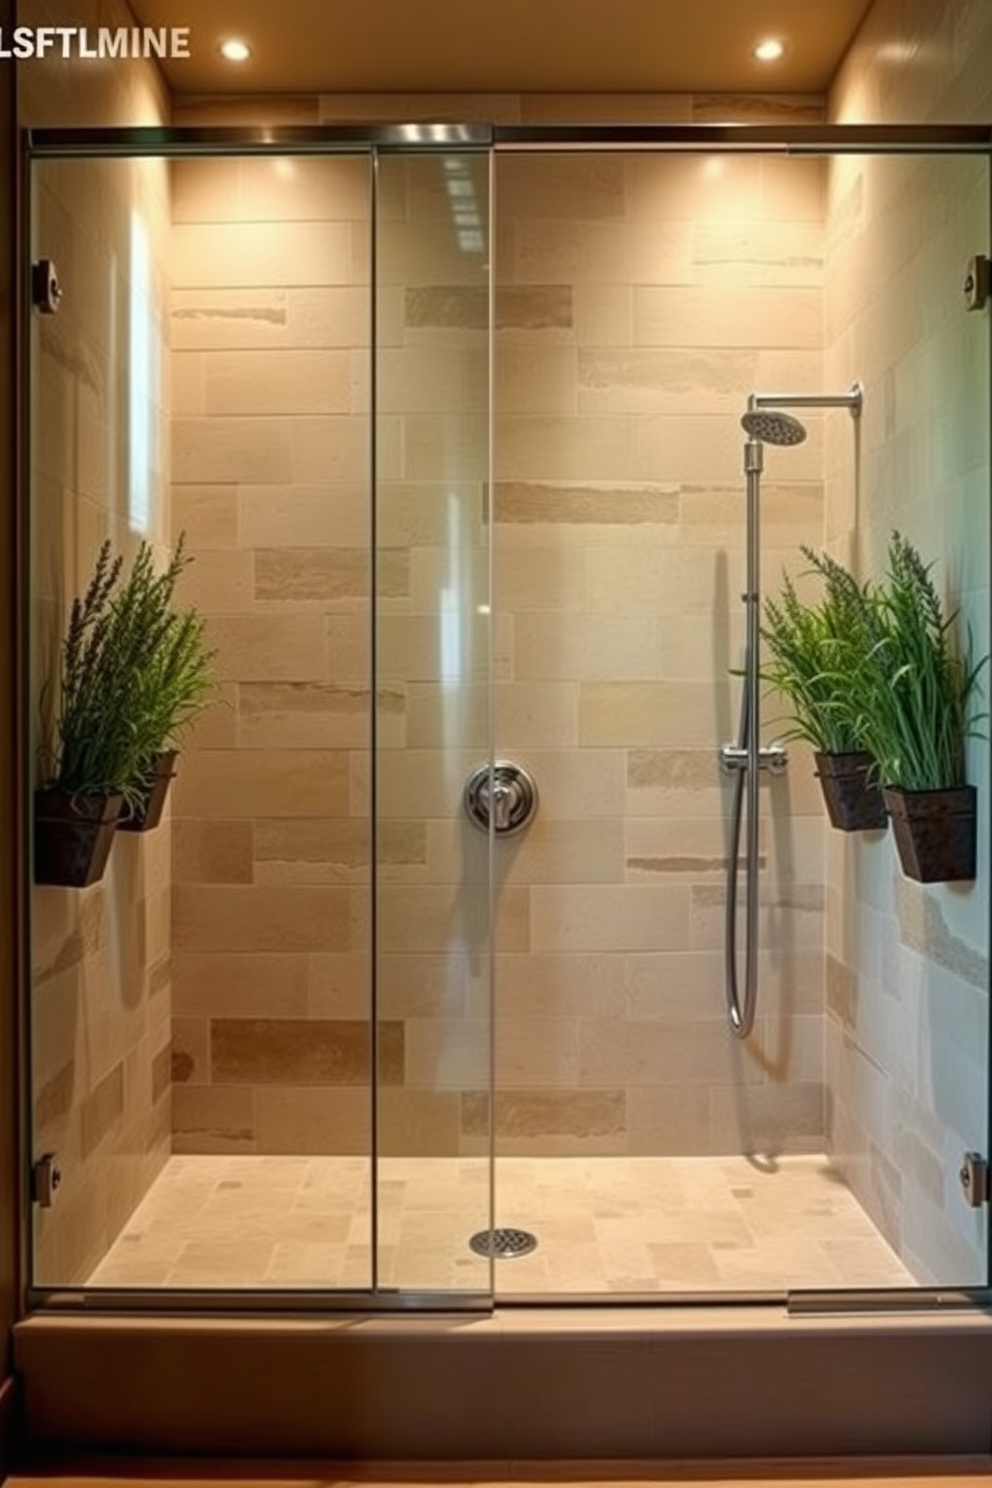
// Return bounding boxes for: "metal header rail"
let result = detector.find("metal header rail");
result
[25,121,992,158]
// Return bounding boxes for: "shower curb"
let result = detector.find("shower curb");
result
[14,1306,992,1459]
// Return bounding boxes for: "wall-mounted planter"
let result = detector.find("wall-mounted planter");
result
[118,750,178,834]
[33,788,123,887]
[814,750,887,832]
[882,784,977,883]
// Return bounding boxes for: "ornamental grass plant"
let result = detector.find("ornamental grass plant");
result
[760,546,876,756]
[848,531,987,793]
[46,535,214,815]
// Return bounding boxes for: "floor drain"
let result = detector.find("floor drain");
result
[469,1227,538,1259]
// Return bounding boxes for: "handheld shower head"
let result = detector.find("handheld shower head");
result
[740,409,807,446]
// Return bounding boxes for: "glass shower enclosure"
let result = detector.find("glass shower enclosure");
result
[23,122,992,1309]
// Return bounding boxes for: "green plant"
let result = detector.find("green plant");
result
[760,549,875,755]
[846,532,988,792]
[118,537,215,809]
[45,536,214,812]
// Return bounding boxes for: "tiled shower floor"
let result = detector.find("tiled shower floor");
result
[86,1153,915,1294]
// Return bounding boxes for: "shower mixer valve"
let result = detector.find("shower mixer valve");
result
[719,742,788,775]
[463,761,538,835]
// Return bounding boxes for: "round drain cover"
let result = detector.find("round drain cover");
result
[469,1227,538,1259]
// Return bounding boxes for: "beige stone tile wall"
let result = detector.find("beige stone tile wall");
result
[168,106,832,1166]
[824,0,992,1282]
[24,0,173,1285]
[168,153,378,1157]
[488,150,829,1157]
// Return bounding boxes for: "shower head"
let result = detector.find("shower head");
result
[740,409,808,446]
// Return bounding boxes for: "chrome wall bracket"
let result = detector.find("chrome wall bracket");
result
[719,743,788,776]
[464,761,538,835]
[959,1151,989,1208]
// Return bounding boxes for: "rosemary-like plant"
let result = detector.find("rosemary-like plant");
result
[848,532,988,792]
[116,537,215,810]
[47,536,214,811]
[761,548,875,755]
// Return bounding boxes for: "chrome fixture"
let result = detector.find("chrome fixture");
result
[32,1152,63,1208]
[723,383,863,1041]
[963,254,990,311]
[739,409,807,446]
[469,1226,539,1258]
[31,258,62,314]
[959,1151,990,1208]
[464,760,538,835]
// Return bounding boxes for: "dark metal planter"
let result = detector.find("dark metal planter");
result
[119,750,179,833]
[882,784,977,883]
[814,750,888,831]
[33,788,124,887]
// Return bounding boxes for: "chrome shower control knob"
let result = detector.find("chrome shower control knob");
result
[463,761,538,835]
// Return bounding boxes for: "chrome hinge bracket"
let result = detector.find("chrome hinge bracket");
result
[959,1151,989,1208]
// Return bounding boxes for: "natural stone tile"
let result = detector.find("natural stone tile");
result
[377,1090,463,1156]
[151,1041,172,1105]
[896,877,988,990]
[496,480,679,526]
[172,416,292,485]
[377,614,489,683]
[378,883,527,953]
[238,681,397,750]
[496,284,572,331]
[403,1019,489,1089]
[502,819,626,886]
[173,820,254,885]
[171,1017,208,1085]
[633,284,823,350]
[691,883,824,951]
[461,1089,626,1139]
[170,288,289,350]
[204,613,327,681]
[171,485,238,549]
[34,1060,75,1136]
[172,749,350,819]
[173,952,310,1019]
[492,545,586,610]
[253,1088,371,1155]
[307,953,370,1020]
[513,614,659,682]
[625,1086,713,1155]
[692,221,824,288]
[579,682,717,748]
[531,884,690,954]
[210,1017,400,1086]
[173,885,353,953]
[498,154,625,218]
[578,1019,757,1089]
[255,817,424,875]
[239,484,367,549]
[377,482,485,547]
[254,547,408,603]
[202,349,356,418]
[80,1062,124,1158]
[709,1081,826,1150]
[826,951,858,1028]
[405,285,487,330]
[171,220,353,289]
[692,93,823,123]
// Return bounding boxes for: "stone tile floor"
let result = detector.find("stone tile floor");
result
[86,1152,915,1294]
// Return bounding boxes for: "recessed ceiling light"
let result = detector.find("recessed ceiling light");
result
[219,37,252,62]
[754,37,786,62]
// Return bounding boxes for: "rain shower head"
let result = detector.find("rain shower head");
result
[740,409,807,446]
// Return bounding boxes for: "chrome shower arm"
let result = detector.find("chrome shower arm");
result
[747,381,864,417]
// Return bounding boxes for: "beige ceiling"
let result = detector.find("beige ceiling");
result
[130,0,875,97]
